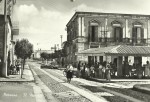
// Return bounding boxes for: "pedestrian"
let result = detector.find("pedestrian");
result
[102,61,106,79]
[85,64,90,79]
[145,61,150,78]
[90,65,95,77]
[106,64,111,81]
[98,62,103,79]
[80,63,84,78]
[77,61,81,78]
[128,60,133,77]
[66,64,73,83]
[94,62,99,78]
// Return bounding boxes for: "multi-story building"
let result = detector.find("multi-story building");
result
[65,12,150,76]
[0,0,19,77]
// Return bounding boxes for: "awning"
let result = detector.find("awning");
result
[76,46,116,56]
[76,45,150,56]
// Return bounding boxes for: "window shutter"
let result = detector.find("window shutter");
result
[120,28,123,42]
[95,26,98,42]
[141,28,144,39]
[88,26,92,42]
[114,27,116,41]
[132,27,137,43]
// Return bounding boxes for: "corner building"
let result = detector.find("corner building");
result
[65,12,150,77]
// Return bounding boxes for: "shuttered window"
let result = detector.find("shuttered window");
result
[89,25,98,42]
[132,27,144,43]
[114,27,123,42]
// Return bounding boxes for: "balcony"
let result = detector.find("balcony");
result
[89,42,100,48]
[99,38,147,46]
[12,21,19,35]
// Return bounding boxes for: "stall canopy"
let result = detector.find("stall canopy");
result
[76,45,150,56]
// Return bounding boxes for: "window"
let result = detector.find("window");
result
[88,21,99,42]
[112,21,123,42]
[132,22,144,44]
[132,27,144,43]
[114,27,123,42]
[91,26,98,42]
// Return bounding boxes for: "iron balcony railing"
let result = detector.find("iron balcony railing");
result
[99,38,147,44]
[12,21,19,35]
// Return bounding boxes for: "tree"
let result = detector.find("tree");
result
[15,39,33,70]
[40,52,49,60]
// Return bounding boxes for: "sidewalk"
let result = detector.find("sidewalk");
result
[0,64,47,102]
[89,77,150,83]
[133,84,150,94]
[89,77,150,95]
[0,64,34,82]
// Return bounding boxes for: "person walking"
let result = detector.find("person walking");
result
[145,61,150,78]
[66,64,73,83]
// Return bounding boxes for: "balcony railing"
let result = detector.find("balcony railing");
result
[99,38,147,45]
[12,21,19,35]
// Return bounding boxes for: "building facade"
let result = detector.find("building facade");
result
[0,0,18,77]
[65,12,150,76]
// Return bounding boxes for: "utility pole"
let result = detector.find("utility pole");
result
[60,35,63,48]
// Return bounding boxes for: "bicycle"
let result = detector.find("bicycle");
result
[63,69,67,77]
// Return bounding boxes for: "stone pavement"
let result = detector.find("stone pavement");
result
[0,64,47,102]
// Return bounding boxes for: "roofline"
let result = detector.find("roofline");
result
[66,11,150,27]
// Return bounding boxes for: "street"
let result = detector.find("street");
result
[28,60,150,102]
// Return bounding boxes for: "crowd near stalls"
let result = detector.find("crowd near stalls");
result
[69,60,150,80]
[75,61,112,81]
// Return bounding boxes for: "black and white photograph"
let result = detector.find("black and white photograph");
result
[0,0,150,102]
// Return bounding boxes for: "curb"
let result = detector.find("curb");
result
[31,67,59,102]
[27,64,36,83]
[133,84,150,94]
[88,77,113,83]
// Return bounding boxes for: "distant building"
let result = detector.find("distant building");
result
[33,50,54,59]
[65,12,150,76]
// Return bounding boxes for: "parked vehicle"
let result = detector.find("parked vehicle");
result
[50,62,59,69]
[40,63,52,68]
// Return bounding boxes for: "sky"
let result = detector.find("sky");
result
[13,0,150,50]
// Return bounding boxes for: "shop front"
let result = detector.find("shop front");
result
[76,45,150,79]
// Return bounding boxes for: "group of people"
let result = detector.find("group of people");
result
[122,60,150,78]
[9,60,21,75]
[76,61,113,81]
[65,61,112,83]
[64,60,150,83]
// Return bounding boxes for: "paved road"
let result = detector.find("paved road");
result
[29,61,150,102]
